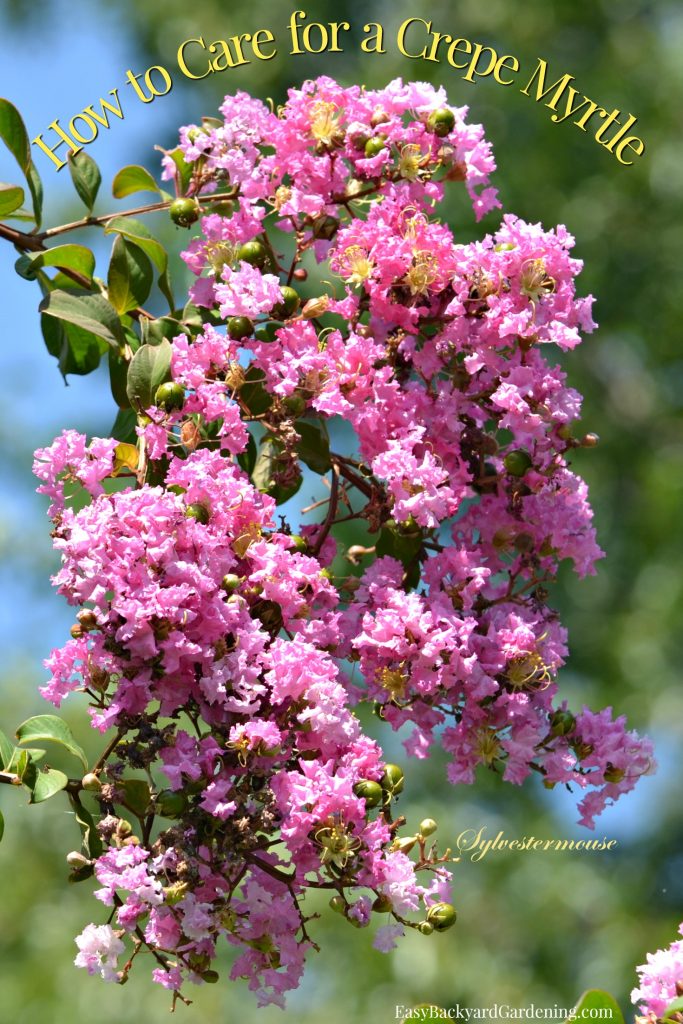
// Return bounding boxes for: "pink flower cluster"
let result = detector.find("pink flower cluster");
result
[34,78,654,1005]
[632,924,683,1020]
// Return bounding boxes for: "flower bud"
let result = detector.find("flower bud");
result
[329,895,346,914]
[603,763,626,784]
[273,285,300,319]
[81,772,102,792]
[391,835,417,855]
[302,295,330,320]
[156,789,188,819]
[201,970,220,984]
[221,574,242,593]
[372,894,392,914]
[380,764,404,794]
[163,881,190,905]
[66,851,90,868]
[427,107,456,137]
[419,818,437,837]
[77,609,98,631]
[426,902,457,931]
[293,267,308,281]
[169,197,200,227]
[353,779,384,809]
[418,920,434,935]
[154,381,185,412]
[116,819,133,838]
[364,136,386,158]
[237,241,267,267]
[504,449,532,477]
[185,502,210,525]
[580,432,600,448]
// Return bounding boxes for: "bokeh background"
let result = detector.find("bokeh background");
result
[1,1,682,1021]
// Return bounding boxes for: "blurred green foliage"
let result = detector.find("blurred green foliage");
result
[1,0,682,1021]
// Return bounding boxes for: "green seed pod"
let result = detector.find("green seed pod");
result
[169,197,201,227]
[201,971,220,984]
[227,316,254,341]
[418,920,435,935]
[156,789,188,819]
[419,818,437,837]
[273,285,300,319]
[427,107,456,137]
[185,502,210,524]
[372,894,392,914]
[329,895,346,914]
[210,199,234,217]
[364,136,387,158]
[154,381,185,412]
[353,779,384,808]
[549,709,576,737]
[504,449,533,477]
[380,763,405,794]
[237,241,267,267]
[426,902,457,931]
[81,772,102,792]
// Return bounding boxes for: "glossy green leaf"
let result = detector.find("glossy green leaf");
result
[144,316,184,346]
[112,164,160,199]
[237,430,257,476]
[16,244,95,283]
[68,150,101,213]
[68,794,103,859]
[0,97,30,171]
[104,215,167,272]
[0,182,24,216]
[16,714,88,770]
[108,347,131,408]
[29,768,69,804]
[41,313,104,379]
[376,523,423,589]
[111,407,138,444]
[39,289,125,350]
[119,779,152,818]
[25,160,43,226]
[567,990,625,1024]
[126,338,172,412]
[107,235,153,313]
[296,419,331,475]
[0,728,13,769]
[240,366,272,417]
[166,147,193,195]
[252,436,302,504]
[0,808,4,843]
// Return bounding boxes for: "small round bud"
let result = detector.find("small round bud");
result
[380,764,404,794]
[237,241,267,267]
[426,902,457,931]
[504,449,533,477]
[293,267,308,281]
[116,819,133,838]
[273,285,300,319]
[81,772,102,792]
[201,970,220,984]
[70,624,84,639]
[419,818,438,837]
[283,393,307,417]
[580,432,600,448]
[169,197,200,227]
[372,894,392,914]
[288,534,308,553]
[427,107,456,137]
[329,895,346,914]
[364,136,387,158]
[549,709,576,737]
[370,109,389,128]
[154,381,185,412]
[418,920,434,935]
[210,199,234,217]
[77,609,98,631]
[603,763,626,784]
[353,779,384,809]
[185,502,210,524]
[302,295,330,319]
[66,851,90,868]
[227,316,254,341]
[221,574,242,593]
[156,789,188,819]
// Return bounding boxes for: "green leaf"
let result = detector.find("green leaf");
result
[68,150,101,213]
[109,347,131,408]
[41,313,104,379]
[0,182,24,216]
[252,436,302,504]
[16,714,88,770]
[29,767,69,804]
[0,727,14,769]
[104,215,167,272]
[39,288,125,350]
[16,244,95,283]
[237,430,257,476]
[107,235,153,314]
[157,264,175,312]
[0,809,4,843]
[296,419,331,475]
[68,794,103,859]
[662,997,683,1020]
[240,366,272,417]
[567,991,625,1024]
[119,778,152,817]
[111,407,138,444]
[144,316,184,346]
[166,147,193,195]
[26,161,43,226]
[126,338,172,412]
[0,97,30,172]
[112,164,160,199]
[376,523,423,588]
